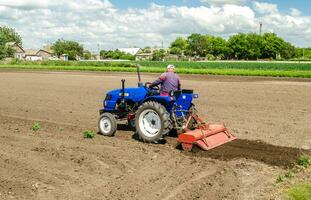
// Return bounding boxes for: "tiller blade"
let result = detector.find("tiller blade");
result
[178,113,237,151]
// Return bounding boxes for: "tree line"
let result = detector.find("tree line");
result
[169,33,296,60]
[0,25,308,61]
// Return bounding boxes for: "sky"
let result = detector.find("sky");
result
[0,0,310,51]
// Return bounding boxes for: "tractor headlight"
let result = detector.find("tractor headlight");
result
[104,101,107,107]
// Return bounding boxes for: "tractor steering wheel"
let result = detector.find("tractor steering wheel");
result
[145,82,160,91]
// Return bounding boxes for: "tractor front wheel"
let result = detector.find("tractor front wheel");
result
[135,101,171,143]
[98,113,117,136]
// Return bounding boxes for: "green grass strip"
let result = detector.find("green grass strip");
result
[0,64,311,78]
[286,183,311,200]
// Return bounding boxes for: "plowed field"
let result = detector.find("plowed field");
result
[0,70,310,200]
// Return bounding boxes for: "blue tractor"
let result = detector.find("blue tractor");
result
[98,66,236,151]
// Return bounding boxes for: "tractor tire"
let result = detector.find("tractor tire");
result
[98,113,117,136]
[135,101,172,143]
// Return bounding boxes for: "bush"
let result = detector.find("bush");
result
[276,175,285,183]
[31,123,41,131]
[83,130,95,139]
[298,155,310,168]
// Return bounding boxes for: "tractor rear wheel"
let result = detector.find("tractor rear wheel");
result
[98,113,117,136]
[135,101,171,143]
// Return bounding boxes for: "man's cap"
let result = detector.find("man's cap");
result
[167,64,175,69]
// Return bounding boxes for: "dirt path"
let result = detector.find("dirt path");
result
[0,70,310,200]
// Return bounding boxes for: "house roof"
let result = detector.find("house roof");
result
[37,49,53,55]
[24,49,40,56]
[117,48,141,55]
[6,42,25,53]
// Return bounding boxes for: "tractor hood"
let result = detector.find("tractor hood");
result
[104,87,148,111]
[106,87,147,101]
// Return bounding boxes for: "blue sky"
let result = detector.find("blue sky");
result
[261,0,310,15]
[0,0,310,49]
[112,0,311,15]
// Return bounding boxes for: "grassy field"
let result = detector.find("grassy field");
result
[1,60,311,78]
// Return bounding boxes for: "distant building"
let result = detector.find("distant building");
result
[24,49,42,61]
[135,53,153,61]
[117,48,141,56]
[135,47,169,61]
[6,42,25,60]
[36,49,52,59]
[60,54,69,61]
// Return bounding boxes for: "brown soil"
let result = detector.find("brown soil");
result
[0,70,310,200]
[188,139,309,168]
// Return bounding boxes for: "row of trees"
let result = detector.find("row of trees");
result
[169,33,296,60]
[0,25,304,61]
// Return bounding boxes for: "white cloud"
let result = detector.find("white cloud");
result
[200,0,246,6]
[0,0,53,9]
[290,8,301,17]
[0,0,310,50]
[253,1,278,14]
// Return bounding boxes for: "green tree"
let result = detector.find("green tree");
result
[205,35,229,59]
[227,33,264,60]
[246,33,263,60]
[152,49,166,61]
[170,37,187,56]
[261,33,296,59]
[227,33,249,59]
[169,47,183,55]
[142,47,151,53]
[280,41,296,59]
[0,26,22,60]
[186,33,209,57]
[261,33,284,59]
[52,39,84,60]
[83,50,92,60]
[100,49,135,60]
[0,26,22,45]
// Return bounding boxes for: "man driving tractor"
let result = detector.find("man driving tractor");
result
[149,64,181,96]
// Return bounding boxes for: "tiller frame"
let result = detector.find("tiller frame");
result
[178,112,237,151]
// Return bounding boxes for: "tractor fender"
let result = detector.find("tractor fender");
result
[142,96,173,107]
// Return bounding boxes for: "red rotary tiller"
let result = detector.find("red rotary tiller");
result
[178,112,236,151]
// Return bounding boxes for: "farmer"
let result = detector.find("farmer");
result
[149,64,181,96]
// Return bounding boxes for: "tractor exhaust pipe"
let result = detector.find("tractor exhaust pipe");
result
[121,79,125,100]
[136,64,143,87]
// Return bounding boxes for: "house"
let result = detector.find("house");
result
[6,42,25,60]
[36,49,53,60]
[24,49,42,61]
[117,48,141,56]
[135,47,169,61]
[60,54,69,61]
[135,53,153,61]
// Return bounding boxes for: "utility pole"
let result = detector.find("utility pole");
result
[259,22,263,35]
[97,43,100,60]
